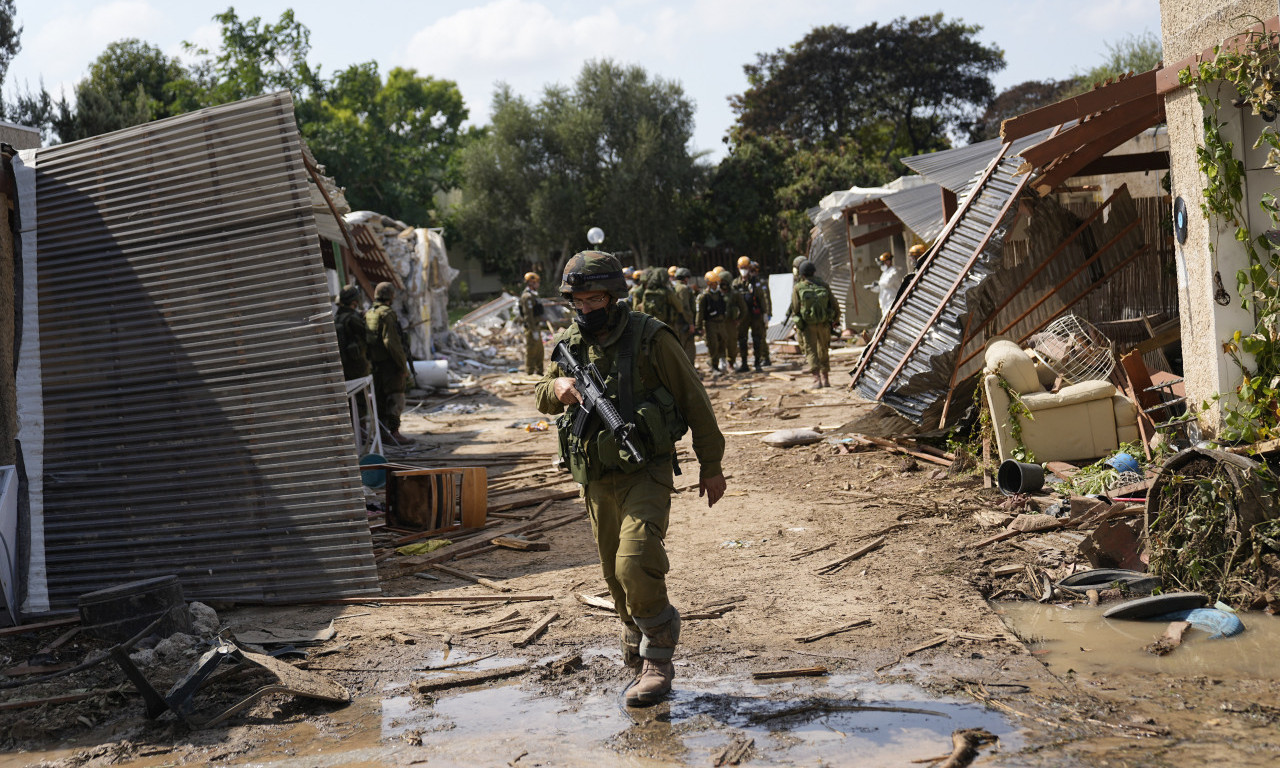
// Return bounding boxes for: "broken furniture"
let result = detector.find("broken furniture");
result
[111,639,349,728]
[346,375,382,456]
[78,575,192,642]
[385,465,487,534]
[983,339,1140,463]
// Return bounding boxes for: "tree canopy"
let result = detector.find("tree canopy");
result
[451,60,700,276]
[966,78,1080,143]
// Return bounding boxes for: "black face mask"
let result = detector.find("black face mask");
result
[575,302,614,333]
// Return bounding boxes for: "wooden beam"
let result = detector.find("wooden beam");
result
[940,187,957,224]
[1074,151,1170,176]
[1017,93,1165,171]
[1034,106,1166,195]
[849,223,903,248]
[1156,16,1280,94]
[1001,69,1158,141]
[852,209,900,227]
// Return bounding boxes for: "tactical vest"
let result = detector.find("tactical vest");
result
[702,290,727,321]
[365,303,395,362]
[555,312,689,483]
[734,279,761,314]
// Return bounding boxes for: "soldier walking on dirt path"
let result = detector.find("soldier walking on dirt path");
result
[366,281,412,443]
[518,272,546,376]
[731,256,769,373]
[535,250,726,707]
[788,260,839,388]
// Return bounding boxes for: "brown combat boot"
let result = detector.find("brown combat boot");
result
[812,372,823,388]
[820,371,830,388]
[625,659,675,706]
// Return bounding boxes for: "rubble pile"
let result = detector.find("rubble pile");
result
[447,293,571,375]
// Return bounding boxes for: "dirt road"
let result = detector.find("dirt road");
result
[3,354,1279,767]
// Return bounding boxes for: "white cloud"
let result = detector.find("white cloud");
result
[21,1,164,84]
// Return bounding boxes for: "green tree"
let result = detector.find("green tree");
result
[966,78,1080,143]
[299,63,471,224]
[1073,31,1162,92]
[731,15,1005,162]
[183,7,320,106]
[54,39,193,142]
[452,60,700,277]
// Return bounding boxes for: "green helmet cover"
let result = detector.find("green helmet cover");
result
[560,250,628,298]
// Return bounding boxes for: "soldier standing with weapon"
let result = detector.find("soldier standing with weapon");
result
[535,250,726,707]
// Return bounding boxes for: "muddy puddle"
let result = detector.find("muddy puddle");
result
[997,602,1280,679]
[374,664,1020,766]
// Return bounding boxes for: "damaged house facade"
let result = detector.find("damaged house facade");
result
[1,94,388,622]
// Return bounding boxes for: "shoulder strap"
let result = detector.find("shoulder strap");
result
[616,315,638,422]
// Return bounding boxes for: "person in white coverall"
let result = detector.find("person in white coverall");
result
[868,251,904,317]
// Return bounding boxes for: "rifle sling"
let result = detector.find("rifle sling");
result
[616,320,636,424]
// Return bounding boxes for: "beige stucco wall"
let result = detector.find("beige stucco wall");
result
[1161,0,1276,434]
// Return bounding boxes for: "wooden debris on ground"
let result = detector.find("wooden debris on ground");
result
[713,736,755,767]
[414,664,530,693]
[794,619,871,643]
[491,536,551,551]
[512,612,558,648]
[430,564,512,592]
[815,536,886,575]
[1145,621,1191,656]
[575,593,616,611]
[937,728,999,768]
[751,666,828,680]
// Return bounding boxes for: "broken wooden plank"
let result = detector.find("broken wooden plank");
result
[904,634,951,656]
[0,690,110,711]
[431,564,512,593]
[414,664,529,693]
[713,736,755,767]
[1044,461,1079,480]
[487,489,579,514]
[1,663,75,677]
[789,542,835,561]
[576,593,616,611]
[309,594,554,605]
[751,666,828,680]
[815,536,886,574]
[512,611,559,648]
[0,616,80,638]
[491,536,551,551]
[794,619,871,643]
[1145,621,1191,656]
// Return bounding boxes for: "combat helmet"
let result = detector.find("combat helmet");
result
[337,285,361,305]
[374,282,395,301]
[560,250,628,299]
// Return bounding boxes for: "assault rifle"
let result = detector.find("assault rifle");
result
[551,341,646,465]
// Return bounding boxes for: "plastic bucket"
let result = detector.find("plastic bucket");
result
[412,360,449,388]
[998,460,1045,495]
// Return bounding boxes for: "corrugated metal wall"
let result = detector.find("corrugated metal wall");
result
[31,93,378,609]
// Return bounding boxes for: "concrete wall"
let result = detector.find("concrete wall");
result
[0,121,39,152]
[1161,0,1275,433]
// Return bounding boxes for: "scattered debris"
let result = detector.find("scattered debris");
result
[815,536,886,575]
[751,666,828,680]
[794,619,872,643]
[1145,621,1191,656]
[713,735,755,767]
[512,612,558,648]
[414,663,530,693]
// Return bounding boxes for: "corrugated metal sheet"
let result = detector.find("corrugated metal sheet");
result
[30,93,378,609]
[901,129,1056,194]
[880,182,946,243]
[852,150,1031,425]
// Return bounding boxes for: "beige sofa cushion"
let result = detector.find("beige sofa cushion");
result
[984,339,1041,394]
[1113,395,1138,427]
[1020,380,1116,411]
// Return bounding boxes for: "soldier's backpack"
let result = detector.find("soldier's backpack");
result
[796,281,835,325]
[638,273,675,326]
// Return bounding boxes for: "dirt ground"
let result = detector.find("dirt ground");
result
[2,345,1279,767]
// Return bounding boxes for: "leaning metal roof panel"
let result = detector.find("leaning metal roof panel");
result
[29,92,378,609]
[879,182,946,243]
[852,150,1031,425]
[901,129,1056,195]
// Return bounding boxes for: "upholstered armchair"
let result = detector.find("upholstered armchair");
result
[982,339,1140,463]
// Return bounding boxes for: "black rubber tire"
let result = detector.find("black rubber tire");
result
[1060,569,1148,587]
[1102,592,1209,620]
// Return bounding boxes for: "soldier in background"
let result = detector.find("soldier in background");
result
[750,260,772,367]
[731,256,768,372]
[366,281,412,443]
[671,267,697,365]
[789,261,840,388]
[722,270,747,373]
[333,285,369,381]
[696,270,731,375]
[518,272,546,375]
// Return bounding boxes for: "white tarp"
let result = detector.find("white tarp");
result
[14,148,47,612]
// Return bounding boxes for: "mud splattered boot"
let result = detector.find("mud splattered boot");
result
[812,372,823,388]
[625,660,675,706]
[621,626,643,671]
[820,372,830,388]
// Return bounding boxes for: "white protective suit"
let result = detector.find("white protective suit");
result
[871,262,905,317]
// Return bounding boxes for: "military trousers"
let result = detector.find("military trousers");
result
[704,320,733,371]
[801,324,832,374]
[524,329,544,375]
[737,314,767,363]
[584,460,675,631]
[372,365,407,432]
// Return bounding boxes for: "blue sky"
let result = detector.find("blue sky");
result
[5,1,1161,158]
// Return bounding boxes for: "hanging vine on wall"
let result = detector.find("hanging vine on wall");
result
[1179,20,1280,443]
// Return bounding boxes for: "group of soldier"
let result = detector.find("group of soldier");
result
[518,256,777,379]
[333,282,414,445]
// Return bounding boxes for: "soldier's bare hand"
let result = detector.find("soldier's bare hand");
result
[699,474,727,508]
[552,376,582,405]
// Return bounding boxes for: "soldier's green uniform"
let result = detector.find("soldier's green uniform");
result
[789,264,840,386]
[518,281,545,375]
[366,283,410,434]
[731,273,768,372]
[536,250,725,706]
[696,284,732,373]
[333,289,370,380]
[723,284,747,371]
[671,271,697,365]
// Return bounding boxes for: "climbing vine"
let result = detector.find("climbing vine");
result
[1180,21,1280,442]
